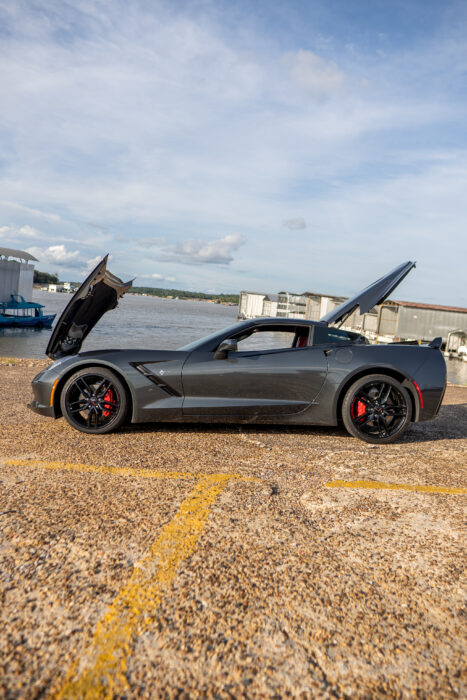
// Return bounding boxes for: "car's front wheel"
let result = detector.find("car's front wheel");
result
[342,374,412,444]
[60,366,128,434]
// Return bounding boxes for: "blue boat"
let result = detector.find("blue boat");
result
[0,294,56,328]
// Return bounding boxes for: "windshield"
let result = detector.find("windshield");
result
[178,321,241,352]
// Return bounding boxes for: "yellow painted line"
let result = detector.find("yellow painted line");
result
[5,459,257,482]
[326,479,467,495]
[55,473,233,699]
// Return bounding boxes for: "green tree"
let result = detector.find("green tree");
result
[34,270,59,284]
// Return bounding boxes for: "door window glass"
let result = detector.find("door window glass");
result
[236,328,308,352]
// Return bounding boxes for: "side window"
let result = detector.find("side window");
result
[235,327,310,352]
[236,330,297,352]
[313,326,353,345]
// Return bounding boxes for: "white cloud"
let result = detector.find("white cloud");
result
[283,217,306,230]
[284,50,344,99]
[1,201,61,222]
[86,255,103,270]
[19,224,40,238]
[27,244,80,265]
[137,237,166,248]
[0,223,40,241]
[162,234,246,265]
[136,272,177,283]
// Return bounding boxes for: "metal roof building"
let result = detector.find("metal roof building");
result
[375,300,467,343]
[0,247,38,302]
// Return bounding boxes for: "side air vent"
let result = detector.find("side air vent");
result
[130,362,181,397]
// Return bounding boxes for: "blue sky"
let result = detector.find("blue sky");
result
[0,0,466,304]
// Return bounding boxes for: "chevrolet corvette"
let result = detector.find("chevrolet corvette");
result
[29,257,446,443]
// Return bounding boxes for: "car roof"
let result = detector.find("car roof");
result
[237,317,324,330]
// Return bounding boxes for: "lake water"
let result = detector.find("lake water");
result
[1,290,466,385]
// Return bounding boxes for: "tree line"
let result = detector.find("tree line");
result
[130,286,239,304]
[34,272,239,303]
[34,270,59,284]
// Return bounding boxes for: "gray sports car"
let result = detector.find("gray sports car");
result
[30,257,446,443]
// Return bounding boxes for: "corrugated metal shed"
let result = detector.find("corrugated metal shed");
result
[378,301,467,342]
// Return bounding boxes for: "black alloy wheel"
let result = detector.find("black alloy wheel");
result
[60,366,128,434]
[342,374,412,444]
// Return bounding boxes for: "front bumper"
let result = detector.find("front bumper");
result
[29,365,62,419]
[28,399,57,418]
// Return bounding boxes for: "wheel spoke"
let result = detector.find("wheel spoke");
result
[357,414,373,428]
[86,407,98,427]
[381,385,392,404]
[384,407,406,417]
[96,380,112,398]
[69,404,88,415]
[68,398,88,409]
[376,415,388,437]
[76,377,92,397]
[356,394,373,408]
[102,400,119,409]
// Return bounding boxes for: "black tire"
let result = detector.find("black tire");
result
[60,366,129,434]
[342,374,412,444]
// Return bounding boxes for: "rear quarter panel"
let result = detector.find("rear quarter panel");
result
[313,344,446,425]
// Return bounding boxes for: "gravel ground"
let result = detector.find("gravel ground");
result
[0,359,466,699]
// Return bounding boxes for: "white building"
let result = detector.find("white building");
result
[239,289,345,322]
[277,292,307,318]
[0,247,38,302]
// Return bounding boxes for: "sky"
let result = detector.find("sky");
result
[0,0,466,304]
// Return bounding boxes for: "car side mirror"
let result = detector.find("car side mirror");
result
[214,338,238,359]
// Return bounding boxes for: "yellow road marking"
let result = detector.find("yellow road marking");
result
[55,473,234,699]
[326,479,467,495]
[5,459,257,482]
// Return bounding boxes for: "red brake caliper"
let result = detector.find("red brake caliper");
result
[103,388,114,417]
[352,398,366,419]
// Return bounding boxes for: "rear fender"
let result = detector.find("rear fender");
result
[332,367,419,425]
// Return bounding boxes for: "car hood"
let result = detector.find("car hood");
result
[46,255,132,359]
[320,261,416,326]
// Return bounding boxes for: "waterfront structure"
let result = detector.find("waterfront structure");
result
[239,290,343,321]
[277,292,307,318]
[0,247,37,302]
[48,282,74,293]
[238,292,278,319]
[238,290,467,344]
[376,301,467,343]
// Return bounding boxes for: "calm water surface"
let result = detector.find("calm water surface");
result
[1,290,465,385]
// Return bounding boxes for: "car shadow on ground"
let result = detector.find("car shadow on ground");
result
[121,404,467,445]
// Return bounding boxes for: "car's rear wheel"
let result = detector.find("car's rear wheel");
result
[342,374,411,444]
[60,366,128,434]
